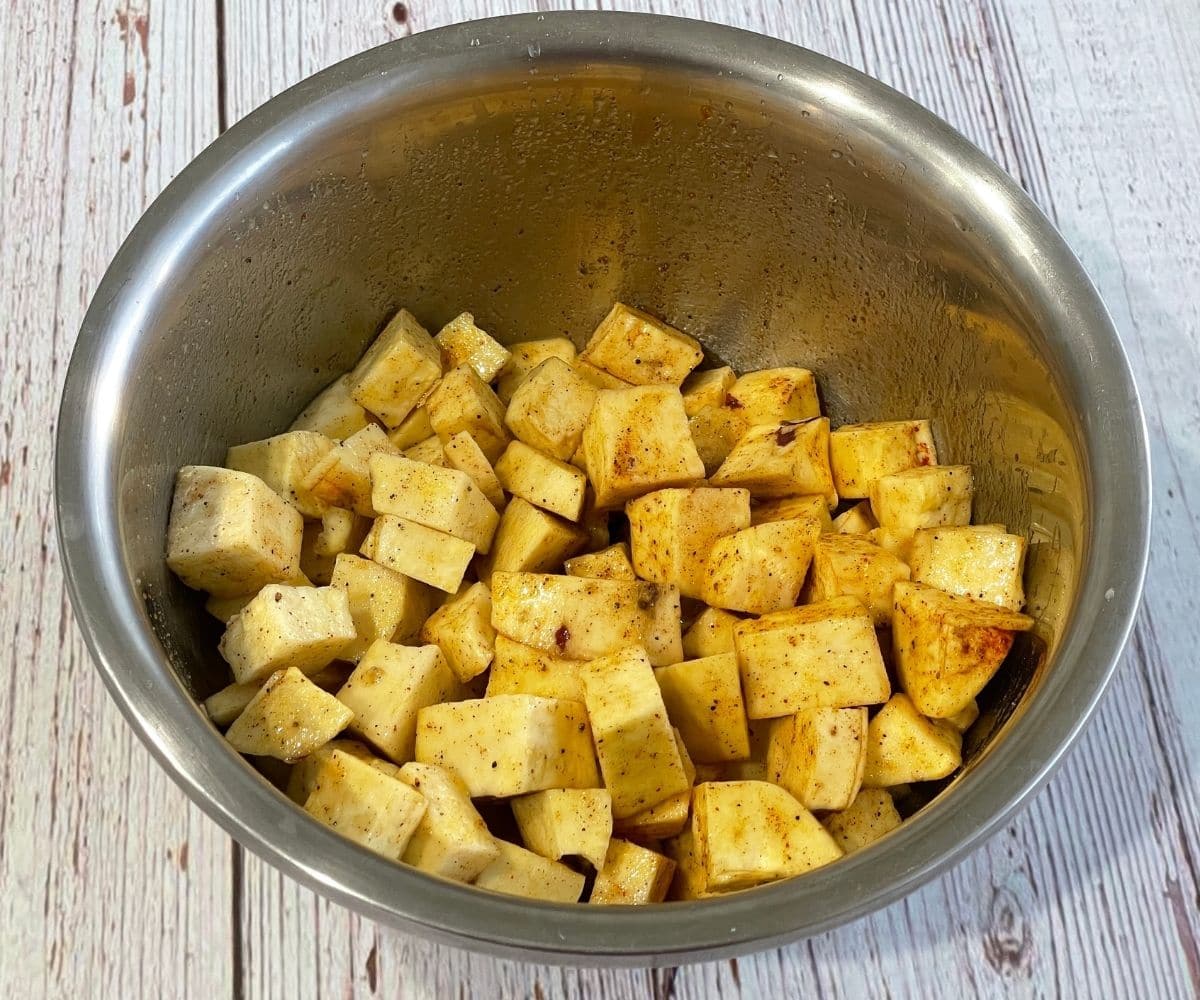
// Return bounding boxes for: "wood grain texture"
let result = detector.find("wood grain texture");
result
[1,0,1197,997]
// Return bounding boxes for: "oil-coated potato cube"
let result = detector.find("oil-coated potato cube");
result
[386,406,434,450]
[590,839,676,905]
[304,748,427,858]
[565,542,637,581]
[167,466,304,598]
[862,693,962,786]
[415,695,599,797]
[575,359,633,390]
[701,516,822,615]
[225,667,353,760]
[285,738,375,804]
[481,498,589,580]
[346,308,443,427]
[290,374,374,439]
[822,787,902,854]
[336,640,462,763]
[204,679,262,727]
[829,420,937,498]
[583,386,705,508]
[443,431,506,509]
[484,635,584,702]
[691,781,842,891]
[627,487,751,599]
[219,584,355,684]
[766,706,867,811]
[426,364,510,462]
[832,500,877,534]
[809,534,911,626]
[909,525,1027,611]
[226,430,335,518]
[369,452,499,553]
[495,441,587,521]
[473,840,586,902]
[752,494,834,532]
[655,653,750,763]
[867,526,913,561]
[581,303,703,386]
[581,647,690,818]
[725,367,821,425]
[420,581,496,682]
[687,403,745,474]
[612,729,695,840]
[681,366,736,417]
[711,418,836,505]
[944,699,980,733]
[681,607,741,658]
[505,357,599,461]
[434,312,511,382]
[733,596,890,719]
[359,514,475,594]
[397,761,499,882]
[869,465,973,537]
[496,337,578,404]
[511,788,613,870]
[330,553,433,660]
[311,507,370,559]
[892,581,1034,717]
[302,424,399,516]
[403,436,447,467]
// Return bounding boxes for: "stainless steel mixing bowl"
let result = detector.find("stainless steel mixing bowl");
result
[56,13,1150,965]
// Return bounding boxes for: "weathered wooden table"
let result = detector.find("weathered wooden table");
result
[3,2,1197,996]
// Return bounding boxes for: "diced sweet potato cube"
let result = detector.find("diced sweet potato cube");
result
[725,367,821,424]
[225,430,336,518]
[369,452,498,553]
[711,418,836,504]
[359,514,475,594]
[654,653,750,763]
[702,516,822,615]
[869,465,973,537]
[480,498,589,580]
[580,303,703,386]
[766,706,867,811]
[290,374,374,439]
[397,762,499,882]
[512,788,613,870]
[484,635,584,702]
[330,553,433,660]
[590,839,676,904]
[681,366,736,417]
[831,500,877,534]
[809,534,911,626]
[504,357,598,461]
[496,337,578,404]
[419,581,496,682]
[426,364,510,462]
[829,419,937,498]
[434,312,511,382]
[908,525,1026,611]
[752,494,834,531]
[681,607,741,658]
[225,667,352,760]
[862,693,962,786]
[385,406,434,450]
[495,440,587,521]
[473,840,586,902]
[346,308,442,427]
[822,787,902,854]
[443,431,506,509]
[302,424,399,516]
[565,542,637,581]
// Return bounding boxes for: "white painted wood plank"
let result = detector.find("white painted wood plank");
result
[0,3,232,998]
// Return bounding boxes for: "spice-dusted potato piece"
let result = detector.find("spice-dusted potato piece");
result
[386,406,434,450]
[766,706,868,811]
[505,357,599,461]
[473,840,586,903]
[403,436,447,467]
[290,374,375,439]
[304,748,427,858]
[166,466,304,598]
[426,364,510,462]
[397,762,499,882]
[311,507,371,559]
[726,367,821,424]
[809,534,911,626]
[687,403,745,474]
[944,699,980,733]
[822,787,902,854]
[643,583,685,667]
[302,424,399,516]
[484,635,584,702]
[434,312,511,382]
[225,430,335,518]
[369,452,499,554]
[415,694,599,797]
[580,647,690,818]
[627,487,751,599]
[583,386,705,508]
[892,581,1034,718]
[565,542,637,581]
[867,526,912,561]
[829,420,937,498]
[862,693,963,786]
[681,607,741,658]
[752,494,834,532]
[691,781,842,891]
[285,738,375,803]
[218,584,355,684]
[733,596,890,719]
[681,366,736,417]
[225,667,353,760]
[711,418,836,505]
[701,516,822,615]
[490,572,652,662]
[335,640,462,763]
[346,308,443,428]
[580,303,703,386]
[575,359,632,390]
[590,839,677,905]
[331,553,433,660]
[481,498,589,580]
[496,337,578,404]
[420,581,496,682]
[909,525,1027,611]
[613,729,695,840]
[511,788,613,870]
[204,679,262,727]
[443,431,506,509]
[655,653,750,763]
[869,465,973,537]
[832,500,877,535]
[359,514,475,594]
[494,440,587,521]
